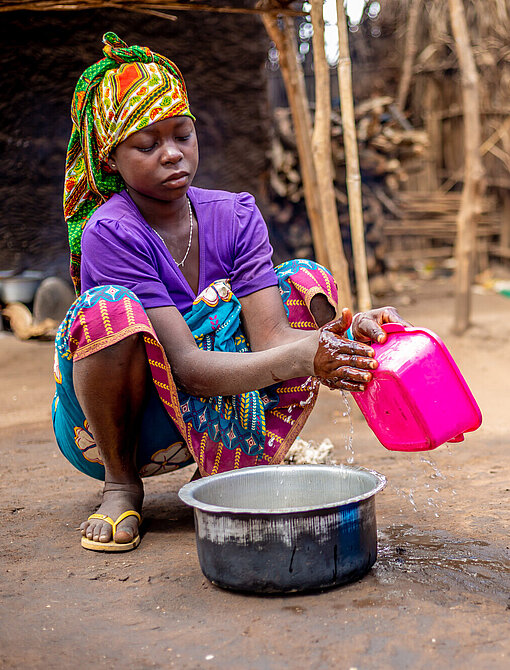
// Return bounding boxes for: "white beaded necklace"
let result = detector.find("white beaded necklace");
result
[153,197,194,268]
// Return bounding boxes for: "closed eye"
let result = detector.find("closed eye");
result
[137,143,157,152]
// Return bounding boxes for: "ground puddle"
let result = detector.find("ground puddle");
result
[375,524,510,604]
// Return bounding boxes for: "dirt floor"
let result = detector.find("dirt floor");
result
[1,279,509,669]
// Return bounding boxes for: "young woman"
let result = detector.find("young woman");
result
[53,33,407,552]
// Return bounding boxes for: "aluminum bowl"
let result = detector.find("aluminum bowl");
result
[0,270,15,300]
[179,464,386,593]
[1,272,43,304]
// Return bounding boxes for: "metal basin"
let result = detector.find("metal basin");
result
[178,464,386,593]
[1,272,43,304]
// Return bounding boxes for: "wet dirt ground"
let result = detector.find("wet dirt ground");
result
[1,282,509,669]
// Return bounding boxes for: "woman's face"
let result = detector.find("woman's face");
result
[109,116,199,202]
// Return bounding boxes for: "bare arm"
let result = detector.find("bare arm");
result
[146,304,319,398]
[239,286,312,351]
[147,286,376,398]
[239,287,382,393]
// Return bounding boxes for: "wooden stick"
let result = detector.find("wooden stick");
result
[310,0,352,308]
[440,115,510,193]
[396,0,421,112]
[336,0,371,311]
[448,0,485,335]
[423,78,441,190]
[501,193,510,251]
[262,13,328,268]
[487,144,510,172]
[479,115,510,156]
[120,6,177,21]
[0,0,306,15]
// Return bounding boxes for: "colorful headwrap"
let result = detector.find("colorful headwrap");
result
[64,32,195,294]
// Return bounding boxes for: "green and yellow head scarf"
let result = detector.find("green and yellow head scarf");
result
[64,32,195,294]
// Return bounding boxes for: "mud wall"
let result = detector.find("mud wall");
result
[0,9,270,278]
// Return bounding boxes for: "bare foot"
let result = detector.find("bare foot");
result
[80,481,144,544]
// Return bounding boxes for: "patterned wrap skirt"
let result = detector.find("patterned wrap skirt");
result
[52,260,338,480]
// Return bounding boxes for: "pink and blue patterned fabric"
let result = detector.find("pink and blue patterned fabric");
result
[178,279,278,458]
[52,260,338,479]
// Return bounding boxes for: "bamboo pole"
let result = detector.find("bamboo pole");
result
[396,0,421,112]
[336,0,371,311]
[310,0,352,307]
[448,0,485,335]
[262,13,329,268]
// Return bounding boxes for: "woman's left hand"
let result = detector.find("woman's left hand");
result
[351,306,411,344]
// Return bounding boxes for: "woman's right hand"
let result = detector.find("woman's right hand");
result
[313,308,378,392]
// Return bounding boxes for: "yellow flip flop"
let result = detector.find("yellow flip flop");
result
[81,510,142,552]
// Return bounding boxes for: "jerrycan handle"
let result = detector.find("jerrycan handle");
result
[381,322,407,335]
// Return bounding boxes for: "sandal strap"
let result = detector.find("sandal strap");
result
[112,510,142,534]
[87,513,114,527]
[86,511,141,538]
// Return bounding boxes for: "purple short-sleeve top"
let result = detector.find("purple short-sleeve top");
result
[80,186,278,315]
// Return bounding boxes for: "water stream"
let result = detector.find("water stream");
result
[334,392,459,515]
[340,391,355,464]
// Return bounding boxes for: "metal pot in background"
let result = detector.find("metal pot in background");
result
[0,270,15,300]
[179,464,386,594]
[0,271,43,304]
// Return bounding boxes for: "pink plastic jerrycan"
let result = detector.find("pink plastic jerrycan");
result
[353,323,482,451]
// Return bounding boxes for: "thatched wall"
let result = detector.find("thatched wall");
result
[0,8,270,277]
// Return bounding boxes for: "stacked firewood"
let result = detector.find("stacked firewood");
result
[270,98,429,201]
[268,97,429,270]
